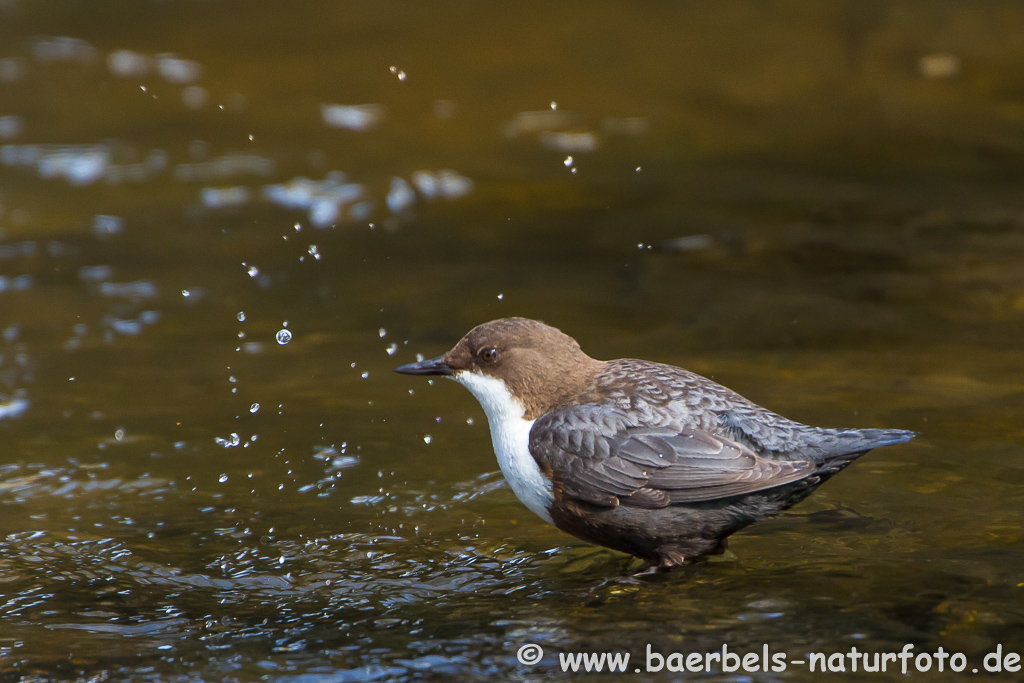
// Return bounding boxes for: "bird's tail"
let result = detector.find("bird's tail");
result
[813,427,917,462]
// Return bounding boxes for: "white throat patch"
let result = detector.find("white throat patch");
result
[452,371,554,524]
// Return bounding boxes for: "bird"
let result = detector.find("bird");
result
[395,317,915,568]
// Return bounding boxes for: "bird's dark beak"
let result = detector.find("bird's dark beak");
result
[394,355,453,376]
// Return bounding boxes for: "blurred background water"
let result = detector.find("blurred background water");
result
[1,1,1023,680]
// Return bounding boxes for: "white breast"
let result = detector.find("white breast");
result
[452,372,554,525]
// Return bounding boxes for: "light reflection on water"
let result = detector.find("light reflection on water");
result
[1,0,1024,680]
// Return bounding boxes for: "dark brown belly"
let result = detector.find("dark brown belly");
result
[547,477,824,566]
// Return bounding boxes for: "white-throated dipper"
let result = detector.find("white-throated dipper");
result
[395,318,915,567]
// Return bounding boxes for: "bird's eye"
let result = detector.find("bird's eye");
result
[479,347,498,363]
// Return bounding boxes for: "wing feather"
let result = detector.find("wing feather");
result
[530,404,815,508]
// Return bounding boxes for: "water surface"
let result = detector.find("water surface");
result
[1,2,1023,680]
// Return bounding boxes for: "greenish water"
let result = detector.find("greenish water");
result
[1,2,1023,680]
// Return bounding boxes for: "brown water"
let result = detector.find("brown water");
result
[1,2,1023,680]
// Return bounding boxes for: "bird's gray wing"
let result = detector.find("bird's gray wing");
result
[529,404,816,508]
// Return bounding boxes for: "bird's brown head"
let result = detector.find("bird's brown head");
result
[395,317,603,419]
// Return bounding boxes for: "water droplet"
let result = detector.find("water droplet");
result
[389,65,407,81]
[247,265,259,278]
[250,403,260,413]
[276,329,292,345]
[423,435,432,444]
[237,311,246,322]
[218,474,228,483]
[466,418,474,425]
[550,101,557,110]
[229,376,237,383]
[294,223,301,231]
[361,371,369,379]
[385,343,397,356]
[378,328,387,338]
[114,428,125,441]
[308,244,320,260]
[571,167,578,174]
[635,166,642,172]
[415,353,424,362]
[278,555,286,565]
[564,156,573,168]
[497,293,504,300]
